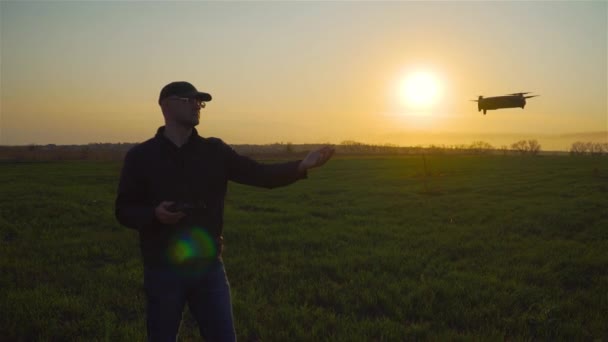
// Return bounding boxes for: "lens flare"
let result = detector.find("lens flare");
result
[167,227,217,273]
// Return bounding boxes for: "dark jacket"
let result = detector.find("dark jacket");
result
[115,127,307,266]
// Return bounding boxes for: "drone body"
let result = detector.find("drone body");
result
[473,92,539,115]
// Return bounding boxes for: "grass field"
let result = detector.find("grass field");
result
[1,155,607,341]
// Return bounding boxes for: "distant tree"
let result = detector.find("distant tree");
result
[569,141,608,156]
[469,141,494,154]
[527,139,541,155]
[507,139,541,155]
[454,144,469,152]
[590,142,604,156]
[570,141,587,155]
[511,140,528,154]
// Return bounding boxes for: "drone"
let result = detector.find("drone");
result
[472,92,539,115]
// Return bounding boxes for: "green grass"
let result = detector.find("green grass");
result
[1,156,607,341]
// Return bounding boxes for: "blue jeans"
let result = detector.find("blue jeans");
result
[143,258,236,342]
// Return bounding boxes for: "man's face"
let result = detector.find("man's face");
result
[163,96,206,127]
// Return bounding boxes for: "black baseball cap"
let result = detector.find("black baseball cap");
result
[158,81,212,105]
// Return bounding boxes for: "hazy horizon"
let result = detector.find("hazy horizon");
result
[1,1,606,147]
[2,129,605,153]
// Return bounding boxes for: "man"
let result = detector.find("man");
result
[115,81,334,341]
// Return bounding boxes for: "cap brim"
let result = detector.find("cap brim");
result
[184,91,212,102]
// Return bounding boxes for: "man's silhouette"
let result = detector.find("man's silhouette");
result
[115,81,334,341]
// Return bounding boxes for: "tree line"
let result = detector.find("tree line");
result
[569,141,608,155]
[1,139,607,162]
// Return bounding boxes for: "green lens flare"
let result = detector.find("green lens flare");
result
[167,227,217,266]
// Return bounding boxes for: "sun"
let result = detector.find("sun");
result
[400,71,441,109]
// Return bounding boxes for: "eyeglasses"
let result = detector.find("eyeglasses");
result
[169,97,206,108]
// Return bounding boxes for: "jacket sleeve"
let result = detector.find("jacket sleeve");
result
[115,148,157,231]
[217,139,308,188]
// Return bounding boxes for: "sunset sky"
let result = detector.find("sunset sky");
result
[1,1,606,149]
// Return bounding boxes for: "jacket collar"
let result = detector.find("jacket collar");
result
[155,126,200,150]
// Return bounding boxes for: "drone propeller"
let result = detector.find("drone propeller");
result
[524,95,539,99]
[508,92,531,96]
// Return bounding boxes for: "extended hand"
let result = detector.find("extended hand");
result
[298,146,335,172]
